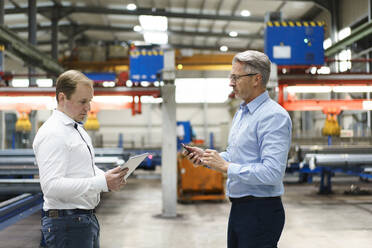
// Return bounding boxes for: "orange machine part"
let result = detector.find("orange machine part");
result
[177,154,225,202]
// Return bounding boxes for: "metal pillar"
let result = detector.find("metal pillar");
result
[0,111,4,149]
[161,84,177,217]
[330,0,339,72]
[160,49,177,218]
[28,0,37,86]
[0,0,4,26]
[51,8,59,61]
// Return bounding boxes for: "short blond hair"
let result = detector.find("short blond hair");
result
[55,70,92,103]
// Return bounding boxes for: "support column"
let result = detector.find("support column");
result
[161,84,177,217]
[0,0,4,26]
[51,8,59,61]
[28,0,37,86]
[161,49,177,218]
[0,111,4,149]
[329,0,339,72]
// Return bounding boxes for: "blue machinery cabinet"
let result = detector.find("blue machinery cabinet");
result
[265,21,324,66]
[130,49,164,82]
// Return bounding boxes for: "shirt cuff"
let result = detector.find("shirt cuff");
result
[95,174,109,192]
[227,163,241,180]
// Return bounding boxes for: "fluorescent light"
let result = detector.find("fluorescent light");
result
[220,45,228,52]
[143,32,168,45]
[139,15,167,32]
[12,79,29,87]
[126,80,133,87]
[338,27,351,40]
[287,86,332,93]
[127,3,137,11]
[339,49,351,72]
[229,31,238,37]
[102,81,115,87]
[140,81,150,87]
[333,86,372,93]
[36,78,53,87]
[323,38,332,49]
[317,66,331,74]
[133,25,142,32]
[240,10,251,17]
[139,15,168,44]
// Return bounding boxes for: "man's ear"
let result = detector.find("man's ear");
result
[57,92,65,103]
[254,74,262,87]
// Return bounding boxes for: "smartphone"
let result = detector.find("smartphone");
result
[181,143,207,167]
[181,143,193,154]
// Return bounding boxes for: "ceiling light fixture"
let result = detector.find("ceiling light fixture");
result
[133,25,142,32]
[139,15,168,44]
[127,3,137,11]
[220,45,228,52]
[240,10,251,17]
[229,31,238,37]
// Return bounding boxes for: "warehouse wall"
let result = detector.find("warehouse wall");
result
[33,103,232,150]
[97,102,231,149]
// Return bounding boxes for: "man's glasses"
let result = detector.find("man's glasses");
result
[229,73,257,83]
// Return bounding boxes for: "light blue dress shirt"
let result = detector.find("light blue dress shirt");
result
[220,91,292,198]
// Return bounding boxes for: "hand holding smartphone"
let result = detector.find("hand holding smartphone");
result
[181,143,207,167]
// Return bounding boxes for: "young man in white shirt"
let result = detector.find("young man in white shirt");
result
[33,70,128,248]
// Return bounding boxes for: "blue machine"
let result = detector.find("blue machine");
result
[129,48,164,82]
[264,21,324,65]
[84,72,116,82]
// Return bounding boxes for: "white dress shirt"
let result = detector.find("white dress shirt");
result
[33,110,108,211]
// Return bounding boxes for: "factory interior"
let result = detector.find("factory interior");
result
[1,0,372,247]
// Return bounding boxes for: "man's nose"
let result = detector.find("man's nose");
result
[85,102,91,112]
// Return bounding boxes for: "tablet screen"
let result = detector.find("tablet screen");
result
[120,153,150,179]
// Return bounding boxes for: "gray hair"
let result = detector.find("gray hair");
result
[232,50,271,87]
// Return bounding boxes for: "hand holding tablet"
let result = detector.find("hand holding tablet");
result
[118,153,150,180]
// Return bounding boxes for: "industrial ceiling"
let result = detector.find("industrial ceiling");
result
[3,0,328,55]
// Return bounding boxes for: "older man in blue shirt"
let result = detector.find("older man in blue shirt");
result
[184,50,292,248]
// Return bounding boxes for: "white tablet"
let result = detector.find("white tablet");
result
[118,153,150,180]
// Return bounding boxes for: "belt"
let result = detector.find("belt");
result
[229,195,281,203]
[43,209,95,218]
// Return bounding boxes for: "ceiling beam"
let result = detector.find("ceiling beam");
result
[0,26,63,75]
[37,38,249,52]
[5,6,264,23]
[9,24,263,40]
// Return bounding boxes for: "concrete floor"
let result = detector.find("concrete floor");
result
[1,172,372,248]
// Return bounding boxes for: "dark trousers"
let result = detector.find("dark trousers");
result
[228,197,285,248]
[41,213,100,248]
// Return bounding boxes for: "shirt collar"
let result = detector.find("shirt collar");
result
[240,91,269,114]
[53,109,76,126]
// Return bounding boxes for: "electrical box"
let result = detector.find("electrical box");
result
[129,48,164,82]
[264,21,325,65]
